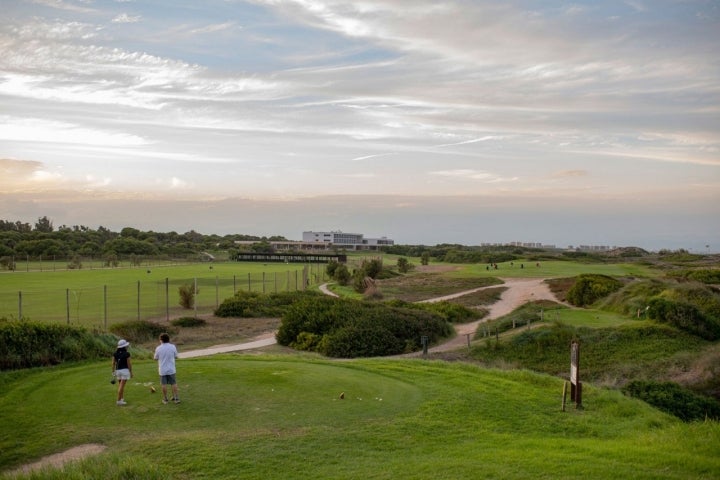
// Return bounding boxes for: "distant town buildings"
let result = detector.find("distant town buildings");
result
[234,231,394,252]
[301,231,394,250]
[234,230,616,253]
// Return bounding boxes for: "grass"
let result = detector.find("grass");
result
[1,355,719,479]
[458,260,659,279]
[0,262,328,327]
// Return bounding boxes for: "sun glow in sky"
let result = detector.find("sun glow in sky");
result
[1,0,719,250]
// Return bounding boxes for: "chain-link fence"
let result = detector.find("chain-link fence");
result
[1,266,328,330]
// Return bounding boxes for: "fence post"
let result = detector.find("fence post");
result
[137,281,141,321]
[18,291,22,320]
[66,288,70,325]
[194,277,198,319]
[215,275,219,309]
[262,272,266,294]
[165,278,169,323]
[104,285,108,330]
[248,273,251,292]
[233,275,236,295]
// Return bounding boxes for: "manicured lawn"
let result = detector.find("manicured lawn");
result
[1,356,718,479]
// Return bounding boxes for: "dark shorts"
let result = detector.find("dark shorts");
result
[160,374,177,385]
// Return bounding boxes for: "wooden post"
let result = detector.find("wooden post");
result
[18,291,22,320]
[165,278,169,323]
[570,341,583,409]
[105,285,109,330]
[561,381,568,412]
[466,333,471,350]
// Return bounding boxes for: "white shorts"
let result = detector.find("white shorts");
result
[115,369,131,380]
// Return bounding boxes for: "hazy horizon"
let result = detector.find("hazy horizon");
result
[1,1,718,252]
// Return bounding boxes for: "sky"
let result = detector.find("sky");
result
[1,0,719,252]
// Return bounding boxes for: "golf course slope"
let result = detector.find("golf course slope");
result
[1,356,718,479]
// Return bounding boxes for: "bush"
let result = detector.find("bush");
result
[171,316,207,327]
[384,299,481,324]
[178,283,197,309]
[646,297,720,340]
[0,320,114,370]
[214,290,322,318]
[667,269,720,284]
[622,380,720,422]
[109,320,171,343]
[566,274,623,307]
[276,296,452,358]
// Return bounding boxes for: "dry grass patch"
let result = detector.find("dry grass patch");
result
[135,315,280,351]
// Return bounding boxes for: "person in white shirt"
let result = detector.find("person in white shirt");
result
[154,332,180,404]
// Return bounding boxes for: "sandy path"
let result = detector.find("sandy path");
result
[424,277,558,353]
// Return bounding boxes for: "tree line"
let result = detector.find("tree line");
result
[0,216,288,268]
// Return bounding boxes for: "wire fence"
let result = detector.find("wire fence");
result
[1,266,329,331]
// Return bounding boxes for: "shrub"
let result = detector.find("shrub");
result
[622,380,720,422]
[215,290,322,318]
[0,320,114,370]
[178,283,197,309]
[109,320,171,343]
[566,274,623,307]
[277,296,452,358]
[667,269,720,284]
[646,297,720,340]
[171,316,207,327]
[385,299,481,324]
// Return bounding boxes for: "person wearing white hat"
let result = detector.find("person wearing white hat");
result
[112,339,133,406]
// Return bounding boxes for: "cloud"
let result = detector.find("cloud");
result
[552,170,588,178]
[429,169,519,183]
[190,22,238,35]
[112,13,141,24]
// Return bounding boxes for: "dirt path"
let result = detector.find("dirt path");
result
[422,277,559,353]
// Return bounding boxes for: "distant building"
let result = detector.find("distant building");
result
[302,231,394,251]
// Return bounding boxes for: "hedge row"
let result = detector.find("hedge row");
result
[0,320,115,370]
[622,380,720,422]
[277,296,452,358]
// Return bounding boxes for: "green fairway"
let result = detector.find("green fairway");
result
[0,262,327,327]
[457,260,658,279]
[1,355,718,479]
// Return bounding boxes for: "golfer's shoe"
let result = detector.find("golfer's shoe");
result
[173,397,181,404]
[162,398,169,404]
[117,400,127,406]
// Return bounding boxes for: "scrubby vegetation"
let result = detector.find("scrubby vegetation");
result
[109,320,172,344]
[0,320,115,370]
[566,274,623,306]
[214,290,323,318]
[171,316,207,327]
[276,295,452,357]
[622,380,720,422]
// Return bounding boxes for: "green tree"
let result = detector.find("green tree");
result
[397,257,413,273]
[34,216,54,233]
